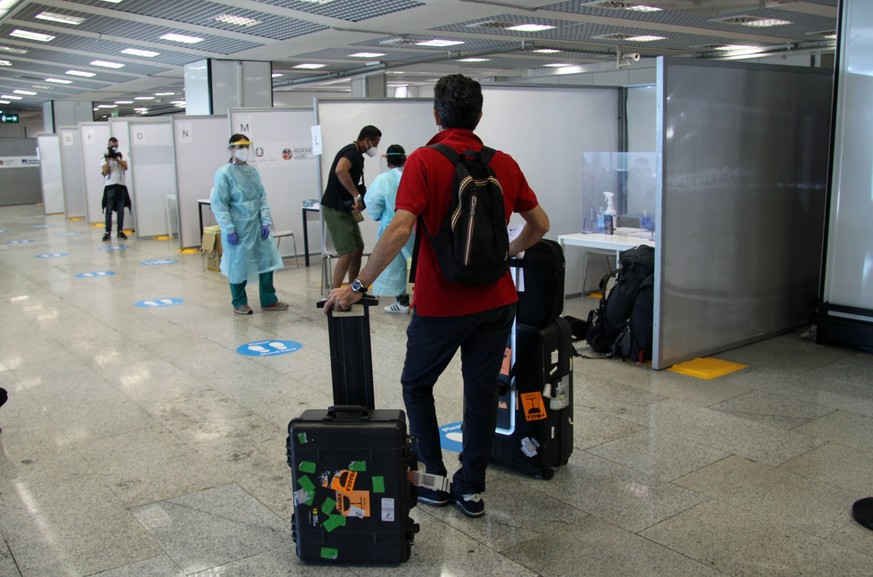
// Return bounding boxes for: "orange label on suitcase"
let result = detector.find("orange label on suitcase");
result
[500,346,512,377]
[335,489,371,518]
[520,392,547,421]
[330,470,358,493]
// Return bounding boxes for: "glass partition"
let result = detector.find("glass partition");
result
[581,151,656,235]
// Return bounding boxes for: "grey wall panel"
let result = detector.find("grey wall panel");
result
[0,138,41,206]
[654,58,832,369]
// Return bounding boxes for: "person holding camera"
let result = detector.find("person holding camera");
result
[101,137,131,241]
[320,125,381,291]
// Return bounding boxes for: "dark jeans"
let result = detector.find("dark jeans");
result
[104,185,126,233]
[400,303,515,496]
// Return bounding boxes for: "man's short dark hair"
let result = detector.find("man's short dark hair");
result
[358,125,382,140]
[108,137,118,144]
[434,74,483,130]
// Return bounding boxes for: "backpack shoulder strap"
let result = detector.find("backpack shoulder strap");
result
[478,146,496,164]
[428,143,459,165]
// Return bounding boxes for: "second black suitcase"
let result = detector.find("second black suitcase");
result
[492,317,574,479]
[513,239,566,329]
[287,406,419,563]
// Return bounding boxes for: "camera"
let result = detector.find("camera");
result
[106,146,121,159]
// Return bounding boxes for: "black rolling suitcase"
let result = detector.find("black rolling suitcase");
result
[493,241,574,479]
[286,299,419,564]
[492,317,574,479]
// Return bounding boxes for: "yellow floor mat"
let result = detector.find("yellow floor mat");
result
[668,357,748,380]
[177,248,200,254]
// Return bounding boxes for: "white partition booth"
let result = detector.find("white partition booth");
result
[117,117,176,238]
[79,121,112,226]
[228,107,318,258]
[57,126,86,219]
[36,134,64,215]
[172,115,229,249]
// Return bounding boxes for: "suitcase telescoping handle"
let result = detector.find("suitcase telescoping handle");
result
[326,405,371,420]
[316,296,380,309]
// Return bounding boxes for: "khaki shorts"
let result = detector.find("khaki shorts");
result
[322,205,364,255]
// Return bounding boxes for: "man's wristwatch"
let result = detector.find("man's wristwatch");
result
[350,279,367,294]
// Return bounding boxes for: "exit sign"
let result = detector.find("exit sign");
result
[1,114,19,123]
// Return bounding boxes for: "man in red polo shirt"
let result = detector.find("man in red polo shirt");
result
[324,74,550,518]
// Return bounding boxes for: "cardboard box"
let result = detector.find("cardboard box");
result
[201,225,222,271]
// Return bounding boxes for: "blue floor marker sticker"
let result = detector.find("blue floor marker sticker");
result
[237,340,302,357]
[135,298,183,308]
[56,232,82,237]
[35,253,69,258]
[439,422,463,453]
[6,239,35,245]
[32,225,52,229]
[101,245,128,251]
[142,259,177,266]
[76,271,116,279]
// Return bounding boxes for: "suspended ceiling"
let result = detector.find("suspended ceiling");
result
[0,0,838,118]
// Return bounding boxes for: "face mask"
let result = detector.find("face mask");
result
[365,145,378,158]
[233,148,249,163]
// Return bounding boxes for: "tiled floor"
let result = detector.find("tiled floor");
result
[1,204,872,577]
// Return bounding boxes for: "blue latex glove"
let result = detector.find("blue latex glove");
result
[227,231,239,245]
[261,224,270,240]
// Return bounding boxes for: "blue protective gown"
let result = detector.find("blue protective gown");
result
[363,167,414,296]
[211,163,283,284]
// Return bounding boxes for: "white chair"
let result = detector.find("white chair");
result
[273,230,299,268]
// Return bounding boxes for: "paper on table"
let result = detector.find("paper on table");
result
[508,222,525,291]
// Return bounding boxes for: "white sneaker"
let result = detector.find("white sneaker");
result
[384,301,409,314]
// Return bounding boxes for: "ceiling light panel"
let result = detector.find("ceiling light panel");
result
[0,45,27,54]
[35,11,85,25]
[45,77,72,83]
[91,60,125,68]
[159,33,204,44]
[10,29,55,42]
[121,48,160,58]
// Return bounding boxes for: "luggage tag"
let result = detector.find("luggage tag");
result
[407,468,450,493]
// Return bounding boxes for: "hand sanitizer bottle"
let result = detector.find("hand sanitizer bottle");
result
[603,192,617,235]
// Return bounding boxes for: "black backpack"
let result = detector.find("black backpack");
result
[414,143,509,285]
[613,272,655,362]
[585,245,655,353]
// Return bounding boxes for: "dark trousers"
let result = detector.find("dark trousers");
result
[104,185,126,233]
[400,303,515,496]
[229,272,278,308]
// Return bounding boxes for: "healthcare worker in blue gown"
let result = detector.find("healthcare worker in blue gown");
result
[211,133,289,315]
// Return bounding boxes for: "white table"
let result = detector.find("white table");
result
[559,232,654,259]
[558,232,655,294]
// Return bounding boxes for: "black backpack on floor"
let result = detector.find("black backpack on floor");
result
[613,273,655,362]
[585,245,655,354]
